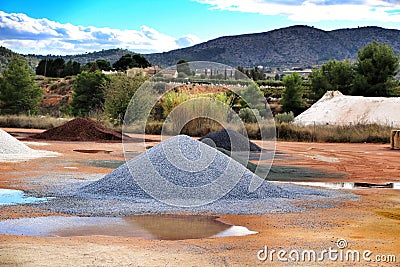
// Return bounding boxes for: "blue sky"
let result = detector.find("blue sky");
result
[0,0,399,55]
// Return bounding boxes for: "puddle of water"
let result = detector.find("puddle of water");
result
[0,215,257,240]
[303,154,340,163]
[22,141,50,146]
[267,165,344,181]
[274,181,400,190]
[73,149,112,154]
[0,189,51,205]
[83,160,125,169]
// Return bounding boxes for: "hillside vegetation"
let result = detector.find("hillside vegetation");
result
[145,26,400,67]
[1,26,400,71]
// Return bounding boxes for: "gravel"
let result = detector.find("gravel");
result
[199,129,262,151]
[34,135,358,215]
[78,135,283,200]
[0,129,59,162]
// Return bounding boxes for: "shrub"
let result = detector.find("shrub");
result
[239,108,261,123]
[276,112,294,123]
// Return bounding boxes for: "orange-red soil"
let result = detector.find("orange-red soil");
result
[0,129,399,266]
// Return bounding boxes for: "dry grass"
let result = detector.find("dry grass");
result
[277,123,392,143]
[1,115,391,143]
[0,115,71,129]
[139,121,391,143]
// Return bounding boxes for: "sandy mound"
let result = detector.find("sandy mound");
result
[199,129,262,151]
[32,118,124,141]
[295,91,400,126]
[78,135,286,205]
[0,129,59,162]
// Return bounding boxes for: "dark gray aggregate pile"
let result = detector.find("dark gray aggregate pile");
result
[78,135,284,200]
[199,129,262,151]
[34,135,358,215]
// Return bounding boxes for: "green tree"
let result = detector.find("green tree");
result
[50,58,65,77]
[239,66,265,81]
[176,59,192,77]
[309,60,355,100]
[239,107,261,123]
[352,41,399,96]
[103,74,147,124]
[132,54,151,68]
[281,72,304,114]
[112,54,151,71]
[95,59,111,71]
[70,71,109,116]
[36,58,81,77]
[113,54,135,71]
[0,56,43,114]
[239,83,268,117]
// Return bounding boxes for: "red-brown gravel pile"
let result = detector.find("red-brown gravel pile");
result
[32,118,125,142]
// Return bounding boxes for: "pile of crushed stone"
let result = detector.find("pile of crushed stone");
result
[32,117,125,142]
[294,91,400,126]
[199,129,262,151]
[0,129,59,162]
[37,135,356,215]
[78,135,283,202]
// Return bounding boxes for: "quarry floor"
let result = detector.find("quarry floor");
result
[0,128,399,266]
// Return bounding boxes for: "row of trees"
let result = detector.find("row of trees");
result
[36,58,81,77]
[309,41,399,99]
[68,71,147,121]
[237,66,266,81]
[112,54,151,71]
[281,41,400,114]
[0,55,149,116]
[36,53,151,78]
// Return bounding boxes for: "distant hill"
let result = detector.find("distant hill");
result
[0,46,39,71]
[144,25,400,67]
[1,25,399,71]
[33,48,133,65]
[0,47,133,72]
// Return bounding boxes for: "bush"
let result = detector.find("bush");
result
[239,108,261,123]
[103,74,147,125]
[70,71,109,116]
[276,112,294,123]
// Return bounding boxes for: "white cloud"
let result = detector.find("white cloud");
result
[195,0,400,22]
[0,11,201,55]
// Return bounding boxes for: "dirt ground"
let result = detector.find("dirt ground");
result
[0,128,399,266]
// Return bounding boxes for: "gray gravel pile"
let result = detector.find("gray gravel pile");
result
[199,129,262,151]
[0,129,59,162]
[34,135,357,215]
[78,135,286,201]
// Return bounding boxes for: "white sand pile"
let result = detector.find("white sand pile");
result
[294,91,400,126]
[0,129,59,162]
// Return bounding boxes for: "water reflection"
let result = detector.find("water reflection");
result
[274,181,400,190]
[0,189,51,205]
[0,215,257,240]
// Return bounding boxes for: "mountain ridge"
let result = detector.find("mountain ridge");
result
[1,25,399,70]
[144,25,400,67]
